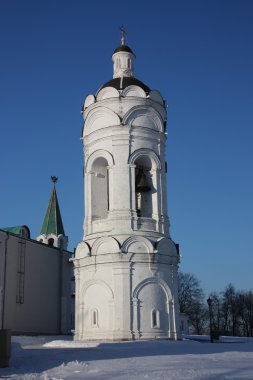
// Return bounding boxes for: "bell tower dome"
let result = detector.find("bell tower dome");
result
[74,34,181,341]
[112,27,135,78]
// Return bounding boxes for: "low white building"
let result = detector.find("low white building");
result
[74,35,181,341]
[0,179,73,334]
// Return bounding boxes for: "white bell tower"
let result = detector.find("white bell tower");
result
[74,33,181,341]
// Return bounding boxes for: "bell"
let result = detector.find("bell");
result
[136,169,151,193]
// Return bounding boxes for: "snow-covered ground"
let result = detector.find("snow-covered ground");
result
[1,335,253,380]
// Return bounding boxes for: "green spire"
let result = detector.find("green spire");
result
[40,176,65,236]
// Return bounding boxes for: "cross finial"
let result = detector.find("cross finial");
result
[51,176,58,184]
[120,25,126,45]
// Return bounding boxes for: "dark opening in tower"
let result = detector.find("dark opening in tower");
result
[135,157,153,218]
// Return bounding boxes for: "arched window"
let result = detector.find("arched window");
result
[151,309,159,328]
[127,58,131,68]
[91,157,109,220]
[48,238,54,247]
[135,156,153,218]
[91,309,98,327]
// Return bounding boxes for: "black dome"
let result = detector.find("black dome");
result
[113,45,134,54]
[99,77,150,93]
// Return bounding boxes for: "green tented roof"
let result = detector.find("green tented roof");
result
[39,183,65,236]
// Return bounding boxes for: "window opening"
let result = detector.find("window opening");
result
[135,164,152,217]
[91,309,98,327]
[91,157,109,220]
[93,311,97,325]
[151,309,159,328]
[48,238,54,247]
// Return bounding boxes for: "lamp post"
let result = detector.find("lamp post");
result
[207,297,213,343]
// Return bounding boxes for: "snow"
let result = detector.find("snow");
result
[184,334,253,343]
[1,335,253,380]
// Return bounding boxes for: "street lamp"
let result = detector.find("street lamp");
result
[207,297,213,343]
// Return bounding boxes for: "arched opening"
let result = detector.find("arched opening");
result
[135,156,153,218]
[91,308,98,327]
[151,309,160,328]
[91,157,109,220]
[48,238,54,247]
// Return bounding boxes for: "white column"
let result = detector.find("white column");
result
[112,262,132,340]
[166,300,170,338]
[74,269,80,340]
[132,298,138,339]
[168,300,174,339]
[84,170,92,236]
[129,164,136,212]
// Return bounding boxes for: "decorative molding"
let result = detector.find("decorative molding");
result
[122,85,146,98]
[83,106,120,137]
[75,241,91,258]
[155,238,178,256]
[91,236,120,256]
[83,94,95,109]
[96,87,119,101]
[128,148,161,170]
[148,90,164,105]
[122,236,154,254]
[133,277,172,302]
[123,105,164,132]
[81,279,114,300]
[85,149,114,172]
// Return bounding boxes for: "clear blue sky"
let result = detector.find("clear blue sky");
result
[1,0,252,295]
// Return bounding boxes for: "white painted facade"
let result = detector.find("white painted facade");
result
[37,232,68,250]
[74,42,181,340]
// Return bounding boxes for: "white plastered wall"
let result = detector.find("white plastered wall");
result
[74,84,180,341]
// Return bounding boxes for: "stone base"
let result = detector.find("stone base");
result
[75,330,181,342]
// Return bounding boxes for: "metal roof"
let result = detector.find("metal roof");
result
[39,179,65,237]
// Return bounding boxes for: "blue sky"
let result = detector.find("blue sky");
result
[1,0,252,295]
